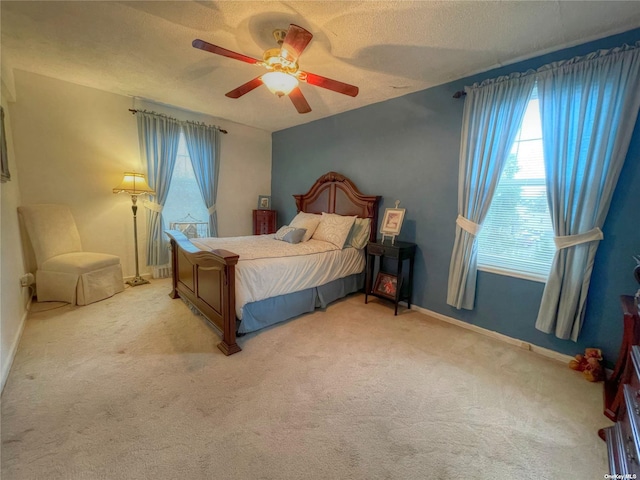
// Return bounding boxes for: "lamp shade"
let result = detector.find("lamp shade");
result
[262,71,298,97]
[113,172,155,196]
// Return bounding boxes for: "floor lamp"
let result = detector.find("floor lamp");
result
[113,172,156,287]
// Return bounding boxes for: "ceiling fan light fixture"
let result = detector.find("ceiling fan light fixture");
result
[192,24,358,113]
[262,71,298,97]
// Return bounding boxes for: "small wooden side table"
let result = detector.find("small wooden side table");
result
[603,295,640,422]
[365,239,417,315]
[253,210,277,235]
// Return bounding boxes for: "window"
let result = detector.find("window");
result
[163,132,209,237]
[476,86,555,281]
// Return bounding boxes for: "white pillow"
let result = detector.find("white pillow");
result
[345,218,371,249]
[289,212,321,242]
[312,212,357,248]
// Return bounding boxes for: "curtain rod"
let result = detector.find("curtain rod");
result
[452,41,640,101]
[128,109,228,134]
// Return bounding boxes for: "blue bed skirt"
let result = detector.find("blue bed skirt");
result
[238,272,364,334]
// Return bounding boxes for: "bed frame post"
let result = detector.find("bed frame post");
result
[169,237,180,300]
[218,255,241,355]
[166,230,242,356]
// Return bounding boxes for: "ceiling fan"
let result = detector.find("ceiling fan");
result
[192,24,359,114]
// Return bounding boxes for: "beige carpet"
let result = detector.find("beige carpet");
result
[2,279,610,479]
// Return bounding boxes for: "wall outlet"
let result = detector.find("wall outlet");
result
[20,273,35,287]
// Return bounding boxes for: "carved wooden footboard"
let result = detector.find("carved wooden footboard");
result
[166,230,241,355]
[166,171,381,356]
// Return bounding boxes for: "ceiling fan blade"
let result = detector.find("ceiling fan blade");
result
[225,77,264,99]
[299,71,359,97]
[280,24,313,64]
[192,39,261,65]
[289,87,312,114]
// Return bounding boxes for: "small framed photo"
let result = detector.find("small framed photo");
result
[380,208,405,236]
[257,195,271,210]
[0,106,10,183]
[373,272,400,300]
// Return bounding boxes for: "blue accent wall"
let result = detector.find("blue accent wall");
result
[272,28,640,365]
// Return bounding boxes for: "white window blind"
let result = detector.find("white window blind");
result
[477,87,555,281]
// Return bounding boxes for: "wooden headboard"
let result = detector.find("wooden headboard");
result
[293,172,381,242]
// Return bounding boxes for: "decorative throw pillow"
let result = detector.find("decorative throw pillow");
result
[345,217,371,249]
[274,225,307,244]
[289,212,322,242]
[312,212,357,248]
[274,225,294,240]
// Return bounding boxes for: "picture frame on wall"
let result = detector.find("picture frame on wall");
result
[257,195,271,210]
[0,106,10,183]
[373,272,400,300]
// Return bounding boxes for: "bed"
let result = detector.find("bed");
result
[165,172,380,355]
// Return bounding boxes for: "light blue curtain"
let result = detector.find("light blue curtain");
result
[136,111,181,269]
[447,74,535,309]
[535,42,640,340]
[183,122,221,237]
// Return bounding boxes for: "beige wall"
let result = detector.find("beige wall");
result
[1,70,271,388]
[10,70,271,280]
[11,71,143,278]
[1,77,30,389]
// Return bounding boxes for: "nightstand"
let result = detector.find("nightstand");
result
[253,210,277,235]
[365,239,417,315]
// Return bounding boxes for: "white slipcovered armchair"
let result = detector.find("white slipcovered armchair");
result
[18,204,124,305]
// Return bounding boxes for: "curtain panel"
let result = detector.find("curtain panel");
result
[183,122,221,237]
[534,42,640,340]
[448,40,640,341]
[136,111,181,273]
[446,74,535,309]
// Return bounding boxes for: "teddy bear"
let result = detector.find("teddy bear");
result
[569,348,605,382]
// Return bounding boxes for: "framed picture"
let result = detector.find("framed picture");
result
[380,208,405,236]
[373,272,400,300]
[0,106,10,183]
[257,195,271,210]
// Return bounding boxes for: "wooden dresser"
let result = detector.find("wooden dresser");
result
[604,296,640,422]
[602,344,640,476]
[253,209,277,235]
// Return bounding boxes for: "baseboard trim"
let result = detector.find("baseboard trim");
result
[407,303,574,364]
[1,295,32,393]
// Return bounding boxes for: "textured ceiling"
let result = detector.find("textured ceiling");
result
[2,1,640,132]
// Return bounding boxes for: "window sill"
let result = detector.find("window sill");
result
[477,265,548,284]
